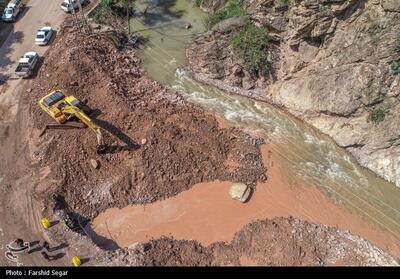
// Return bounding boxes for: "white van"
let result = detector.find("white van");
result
[2,0,22,22]
[60,0,88,13]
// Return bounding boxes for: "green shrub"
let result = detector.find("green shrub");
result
[368,108,386,124]
[193,0,203,7]
[91,0,113,24]
[90,0,133,24]
[205,0,246,29]
[395,38,400,51]
[391,60,400,75]
[275,0,289,8]
[232,23,269,75]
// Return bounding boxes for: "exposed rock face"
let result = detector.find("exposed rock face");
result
[187,0,400,187]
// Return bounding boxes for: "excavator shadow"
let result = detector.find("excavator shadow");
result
[93,118,140,154]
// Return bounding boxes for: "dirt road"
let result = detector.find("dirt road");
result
[0,0,66,266]
[0,0,65,119]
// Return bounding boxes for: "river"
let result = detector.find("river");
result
[94,0,400,250]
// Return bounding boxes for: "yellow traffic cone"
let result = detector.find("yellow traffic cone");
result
[72,256,81,267]
[41,218,51,229]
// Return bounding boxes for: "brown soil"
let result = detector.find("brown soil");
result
[102,217,397,266]
[23,21,266,219]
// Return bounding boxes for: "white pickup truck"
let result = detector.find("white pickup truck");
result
[60,0,88,13]
[15,52,39,78]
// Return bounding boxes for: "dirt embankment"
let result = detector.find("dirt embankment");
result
[24,20,266,219]
[99,217,398,266]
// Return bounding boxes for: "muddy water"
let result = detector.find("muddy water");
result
[93,146,400,256]
[94,0,400,251]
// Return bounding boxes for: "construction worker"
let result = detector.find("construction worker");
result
[15,239,24,248]
[42,241,51,252]
[41,250,54,262]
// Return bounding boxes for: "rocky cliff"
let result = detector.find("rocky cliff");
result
[187,0,400,187]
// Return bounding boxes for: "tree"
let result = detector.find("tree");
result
[76,0,92,34]
[114,0,136,35]
[232,23,269,75]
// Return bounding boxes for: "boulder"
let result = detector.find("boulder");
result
[229,183,252,203]
[90,159,100,169]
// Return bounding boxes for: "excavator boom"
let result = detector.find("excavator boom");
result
[62,105,104,146]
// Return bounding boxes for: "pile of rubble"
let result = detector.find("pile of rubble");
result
[100,217,398,266]
[25,21,266,219]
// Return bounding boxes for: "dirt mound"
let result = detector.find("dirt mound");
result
[103,217,398,266]
[25,21,266,219]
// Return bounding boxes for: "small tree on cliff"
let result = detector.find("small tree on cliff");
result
[205,0,246,29]
[395,37,400,51]
[232,23,269,75]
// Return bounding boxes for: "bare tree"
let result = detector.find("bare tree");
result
[114,0,136,36]
[68,0,80,28]
[76,0,92,34]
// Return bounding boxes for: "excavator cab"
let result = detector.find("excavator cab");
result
[39,90,107,154]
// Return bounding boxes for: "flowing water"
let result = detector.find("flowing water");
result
[129,0,400,240]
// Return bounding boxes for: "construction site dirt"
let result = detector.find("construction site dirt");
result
[22,21,266,220]
[0,11,399,266]
[101,217,397,266]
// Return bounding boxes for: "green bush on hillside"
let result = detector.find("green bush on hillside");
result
[391,60,400,75]
[368,108,386,124]
[232,23,269,75]
[275,0,289,8]
[205,0,246,29]
[91,0,134,24]
[92,0,113,24]
[193,0,203,7]
[395,38,400,51]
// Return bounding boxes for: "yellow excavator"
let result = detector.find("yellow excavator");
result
[38,90,106,154]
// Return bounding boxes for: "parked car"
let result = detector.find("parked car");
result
[60,0,88,13]
[35,26,54,46]
[15,52,39,78]
[1,0,22,22]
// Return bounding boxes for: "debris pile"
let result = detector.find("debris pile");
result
[100,217,398,266]
[26,22,266,219]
